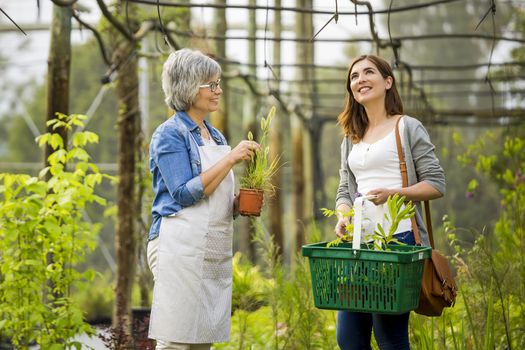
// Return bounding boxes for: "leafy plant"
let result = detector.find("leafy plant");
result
[452,127,525,349]
[215,222,338,350]
[323,194,415,250]
[409,126,525,350]
[371,193,415,249]
[321,207,354,247]
[231,252,266,312]
[239,106,281,194]
[71,271,114,324]
[0,113,113,349]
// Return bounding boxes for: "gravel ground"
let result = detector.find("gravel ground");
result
[28,326,111,350]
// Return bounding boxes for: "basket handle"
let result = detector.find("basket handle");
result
[352,195,379,250]
[352,197,365,249]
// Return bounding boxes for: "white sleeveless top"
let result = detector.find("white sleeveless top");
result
[348,118,412,236]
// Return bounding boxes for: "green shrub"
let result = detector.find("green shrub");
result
[0,113,113,349]
[409,128,525,349]
[72,271,114,324]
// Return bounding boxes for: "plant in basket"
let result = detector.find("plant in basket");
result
[323,193,414,250]
[306,194,431,313]
[238,106,281,216]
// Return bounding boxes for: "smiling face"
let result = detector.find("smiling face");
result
[349,59,393,107]
[190,75,222,116]
[338,55,404,139]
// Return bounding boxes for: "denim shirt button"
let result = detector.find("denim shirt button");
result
[195,160,200,165]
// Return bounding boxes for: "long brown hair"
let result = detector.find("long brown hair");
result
[337,55,403,142]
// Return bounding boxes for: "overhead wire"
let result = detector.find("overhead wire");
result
[61,0,525,125]
[0,7,27,35]
[156,0,175,52]
[274,88,525,98]
[486,0,498,119]
[208,57,525,71]
[72,10,111,65]
[311,0,339,41]
[160,27,525,44]
[247,75,525,85]
[125,0,461,15]
[263,0,279,84]
[387,0,401,64]
[4,0,520,126]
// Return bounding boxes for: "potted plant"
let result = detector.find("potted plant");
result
[238,106,280,216]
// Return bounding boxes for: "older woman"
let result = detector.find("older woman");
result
[147,49,259,350]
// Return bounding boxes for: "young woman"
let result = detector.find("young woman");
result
[147,48,259,350]
[334,55,445,349]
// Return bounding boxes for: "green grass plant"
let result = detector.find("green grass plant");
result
[239,106,281,194]
[214,222,337,350]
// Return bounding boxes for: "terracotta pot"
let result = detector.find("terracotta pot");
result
[238,188,264,216]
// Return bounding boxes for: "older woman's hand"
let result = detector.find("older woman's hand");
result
[229,140,260,164]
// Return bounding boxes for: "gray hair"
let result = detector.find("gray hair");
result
[161,48,222,111]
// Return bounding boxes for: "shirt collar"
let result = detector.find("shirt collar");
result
[175,111,222,144]
[175,111,199,131]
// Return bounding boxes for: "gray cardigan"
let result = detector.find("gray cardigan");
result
[335,115,446,246]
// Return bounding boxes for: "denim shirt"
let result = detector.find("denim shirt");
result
[149,111,227,240]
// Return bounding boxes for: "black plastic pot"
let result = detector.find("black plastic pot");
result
[132,307,155,349]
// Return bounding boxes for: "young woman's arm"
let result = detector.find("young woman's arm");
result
[366,182,442,205]
[367,119,445,205]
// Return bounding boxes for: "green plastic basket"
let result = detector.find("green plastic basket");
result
[302,242,431,314]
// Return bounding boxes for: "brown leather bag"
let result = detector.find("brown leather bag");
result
[395,118,457,316]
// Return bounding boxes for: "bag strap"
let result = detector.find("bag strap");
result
[394,117,434,248]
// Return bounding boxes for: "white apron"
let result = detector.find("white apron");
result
[149,135,234,344]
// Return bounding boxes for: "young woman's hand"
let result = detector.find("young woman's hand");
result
[229,140,260,164]
[334,216,351,238]
[366,188,393,205]
[368,182,443,204]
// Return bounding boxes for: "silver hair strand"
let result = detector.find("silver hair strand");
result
[161,48,221,111]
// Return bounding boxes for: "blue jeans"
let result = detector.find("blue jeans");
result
[336,230,415,350]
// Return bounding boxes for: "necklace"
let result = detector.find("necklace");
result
[200,124,210,140]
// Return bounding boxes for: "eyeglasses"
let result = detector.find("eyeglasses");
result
[199,79,221,92]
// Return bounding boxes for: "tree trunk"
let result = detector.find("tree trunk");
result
[113,39,139,344]
[210,0,229,140]
[268,1,284,255]
[291,114,304,250]
[309,118,325,221]
[304,0,325,221]
[293,0,307,250]
[243,0,259,262]
[45,4,71,166]
[136,36,151,309]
